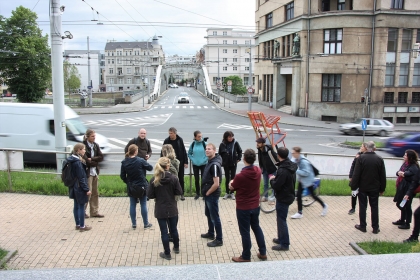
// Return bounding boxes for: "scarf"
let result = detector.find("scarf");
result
[396,162,409,188]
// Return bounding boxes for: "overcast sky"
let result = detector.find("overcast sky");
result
[1,0,255,56]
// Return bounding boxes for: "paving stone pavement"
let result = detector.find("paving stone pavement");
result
[0,193,417,269]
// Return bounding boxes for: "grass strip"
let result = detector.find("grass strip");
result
[357,240,420,254]
[343,141,385,149]
[0,248,7,260]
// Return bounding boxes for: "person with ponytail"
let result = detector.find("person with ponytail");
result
[147,157,183,260]
[120,144,153,229]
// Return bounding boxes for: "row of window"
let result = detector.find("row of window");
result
[221,49,238,54]
[385,63,420,87]
[220,66,250,71]
[265,1,295,30]
[387,29,420,52]
[384,92,420,104]
[108,78,143,84]
[220,58,250,63]
[108,68,156,75]
[218,40,251,45]
[212,77,255,86]
[106,51,155,56]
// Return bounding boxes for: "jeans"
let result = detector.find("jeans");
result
[129,195,148,226]
[236,207,266,260]
[157,216,179,255]
[276,201,290,248]
[204,195,223,241]
[397,196,414,224]
[178,165,185,194]
[262,170,269,197]
[223,165,237,194]
[358,191,379,229]
[193,165,205,195]
[412,206,420,239]
[296,182,325,212]
[351,195,358,210]
[73,200,85,227]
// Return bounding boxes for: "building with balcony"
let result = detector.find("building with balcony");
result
[104,36,164,91]
[166,54,196,65]
[203,28,256,87]
[254,0,420,124]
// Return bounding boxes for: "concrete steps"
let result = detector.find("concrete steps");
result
[277,105,291,114]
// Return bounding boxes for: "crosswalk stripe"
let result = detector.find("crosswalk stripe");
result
[107,143,122,149]
[109,138,129,145]
[190,106,194,108]
[204,106,208,108]
[197,106,201,109]
[176,106,179,108]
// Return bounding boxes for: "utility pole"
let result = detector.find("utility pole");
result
[87,36,92,107]
[50,0,67,173]
[218,47,220,104]
[247,45,252,112]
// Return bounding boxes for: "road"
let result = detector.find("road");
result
[79,87,392,175]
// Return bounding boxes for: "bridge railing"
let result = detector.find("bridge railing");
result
[201,66,219,103]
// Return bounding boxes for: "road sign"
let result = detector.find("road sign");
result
[247,86,254,94]
[87,86,92,89]
[361,119,367,131]
[227,80,232,86]
[227,85,232,93]
[217,82,221,89]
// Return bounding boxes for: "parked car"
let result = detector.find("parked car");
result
[385,132,420,157]
[169,84,178,88]
[339,118,394,136]
[177,92,189,103]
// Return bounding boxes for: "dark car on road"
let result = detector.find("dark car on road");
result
[385,132,420,157]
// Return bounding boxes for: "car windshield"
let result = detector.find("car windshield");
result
[179,93,188,97]
[393,133,418,140]
[66,117,88,135]
[352,119,363,124]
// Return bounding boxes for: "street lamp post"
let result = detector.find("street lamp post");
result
[246,45,252,112]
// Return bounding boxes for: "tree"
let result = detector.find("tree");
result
[223,76,246,95]
[63,61,81,96]
[0,6,51,102]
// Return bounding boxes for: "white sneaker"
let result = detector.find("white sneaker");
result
[321,204,328,216]
[231,193,235,200]
[223,193,229,200]
[291,212,303,219]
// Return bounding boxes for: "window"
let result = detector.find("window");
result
[411,63,420,85]
[399,63,409,86]
[233,67,237,70]
[387,28,398,52]
[245,40,251,45]
[401,29,412,52]
[266,13,273,29]
[385,64,395,86]
[398,92,408,103]
[223,58,227,62]
[107,59,110,64]
[111,59,114,64]
[245,66,250,71]
[324,29,342,54]
[417,30,420,43]
[118,78,123,84]
[127,78,132,84]
[396,117,406,124]
[223,40,227,44]
[262,74,273,102]
[322,74,341,102]
[117,59,121,64]
[233,40,237,44]
[223,49,227,53]
[384,92,394,103]
[245,58,250,62]
[223,67,227,71]
[223,31,227,36]
[322,0,330,11]
[213,31,217,35]
[338,0,345,10]
[391,0,404,9]
[109,68,114,74]
[127,68,131,74]
[286,2,294,21]
[410,117,420,124]
[233,58,238,62]
[213,77,218,84]
[136,78,140,84]
[412,92,420,103]
[233,49,238,53]
[109,78,114,84]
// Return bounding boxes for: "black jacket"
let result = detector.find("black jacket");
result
[147,171,183,219]
[120,157,153,197]
[257,145,278,175]
[219,140,242,167]
[83,140,104,176]
[162,135,188,165]
[67,155,90,204]
[394,163,419,202]
[270,158,297,205]
[349,152,362,179]
[201,154,223,197]
[350,152,386,193]
[124,137,152,160]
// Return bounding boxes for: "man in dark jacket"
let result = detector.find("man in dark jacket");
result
[200,143,223,247]
[269,147,297,251]
[256,137,279,201]
[162,127,188,200]
[124,128,152,161]
[350,141,386,234]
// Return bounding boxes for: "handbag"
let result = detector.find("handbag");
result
[128,182,146,198]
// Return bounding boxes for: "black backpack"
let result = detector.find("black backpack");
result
[190,141,206,151]
[303,158,320,176]
[61,159,76,187]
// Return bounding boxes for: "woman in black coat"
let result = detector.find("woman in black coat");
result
[219,131,242,200]
[147,157,183,261]
[120,144,153,229]
[67,143,92,231]
[393,149,420,230]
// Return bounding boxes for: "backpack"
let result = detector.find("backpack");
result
[61,159,76,187]
[190,141,206,151]
[303,158,320,176]
[128,182,146,198]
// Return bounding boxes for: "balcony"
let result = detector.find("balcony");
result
[134,72,141,76]
[117,72,124,76]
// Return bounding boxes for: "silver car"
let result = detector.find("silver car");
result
[339,118,394,136]
[177,92,189,103]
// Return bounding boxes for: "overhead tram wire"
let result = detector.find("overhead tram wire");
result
[114,0,150,37]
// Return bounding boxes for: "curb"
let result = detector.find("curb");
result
[0,249,17,268]
[349,241,369,255]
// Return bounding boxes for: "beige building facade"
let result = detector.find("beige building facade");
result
[254,0,420,124]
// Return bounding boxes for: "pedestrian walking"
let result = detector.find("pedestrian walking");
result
[348,144,367,215]
[200,143,224,247]
[219,131,242,200]
[256,137,278,201]
[67,143,92,232]
[188,130,207,200]
[392,150,419,230]
[83,129,104,218]
[290,147,328,219]
[147,157,183,260]
[269,147,297,251]
[120,144,153,229]
[162,127,188,201]
[124,128,152,162]
[350,141,386,234]
[229,149,267,262]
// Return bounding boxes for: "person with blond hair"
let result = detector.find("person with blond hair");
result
[120,144,153,229]
[83,129,104,218]
[67,143,92,232]
[147,157,183,260]
[161,144,180,176]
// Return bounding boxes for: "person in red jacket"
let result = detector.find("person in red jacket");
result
[229,149,267,262]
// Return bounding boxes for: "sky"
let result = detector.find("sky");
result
[0,0,255,56]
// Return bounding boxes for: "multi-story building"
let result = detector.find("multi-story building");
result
[203,28,256,87]
[255,0,420,124]
[104,36,164,92]
[166,54,196,65]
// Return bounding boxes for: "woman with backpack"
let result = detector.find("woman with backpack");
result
[120,144,153,229]
[66,143,92,232]
[147,157,183,260]
[188,130,208,200]
[219,131,242,200]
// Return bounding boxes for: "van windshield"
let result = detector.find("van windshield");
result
[66,118,88,135]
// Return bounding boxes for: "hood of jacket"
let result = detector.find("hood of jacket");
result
[121,156,139,170]
[67,155,81,164]
[277,158,297,174]
[240,165,261,181]
[208,153,223,166]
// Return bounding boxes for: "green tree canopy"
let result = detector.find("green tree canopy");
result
[63,61,81,95]
[0,6,51,102]
[224,76,246,95]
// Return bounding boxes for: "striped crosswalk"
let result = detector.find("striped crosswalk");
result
[83,114,172,127]
[151,105,216,110]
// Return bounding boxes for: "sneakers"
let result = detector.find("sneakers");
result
[398,224,410,230]
[348,208,355,215]
[144,223,153,229]
[173,247,180,254]
[272,245,289,251]
[403,236,419,243]
[207,239,223,247]
[392,219,404,225]
[201,233,215,239]
[75,225,80,230]
[355,224,367,233]
[257,253,267,260]
[321,204,328,216]
[260,197,268,202]
[194,194,200,200]
[159,252,171,260]
[180,195,185,201]
[223,193,230,200]
[79,225,92,232]
[291,212,303,219]
[91,214,105,218]
[84,213,90,219]
[231,193,236,200]
[232,256,250,262]
[132,225,137,229]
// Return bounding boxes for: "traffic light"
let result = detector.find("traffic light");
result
[361,96,365,103]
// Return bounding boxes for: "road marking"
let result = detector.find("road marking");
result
[190,106,194,109]
[197,106,201,109]
[204,106,208,108]
[176,106,179,108]
[217,123,253,129]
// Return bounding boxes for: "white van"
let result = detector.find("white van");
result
[0,103,110,164]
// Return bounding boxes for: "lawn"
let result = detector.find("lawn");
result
[357,240,420,254]
[343,141,385,149]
